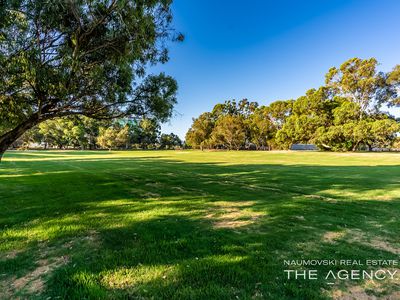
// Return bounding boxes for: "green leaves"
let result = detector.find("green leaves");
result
[186,58,400,152]
[386,65,400,106]
[212,114,246,150]
[0,0,180,155]
[97,125,130,150]
[130,73,178,122]
[325,57,384,116]
[185,112,215,149]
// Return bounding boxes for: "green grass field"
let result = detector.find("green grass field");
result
[1,150,400,299]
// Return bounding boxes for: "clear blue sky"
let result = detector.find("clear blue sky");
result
[153,0,400,139]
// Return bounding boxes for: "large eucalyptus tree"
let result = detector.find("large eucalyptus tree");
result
[0,0,182,160]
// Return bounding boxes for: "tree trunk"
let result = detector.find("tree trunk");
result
[0,115,40,162]
[352,141,360,152]
[0,142,8,162]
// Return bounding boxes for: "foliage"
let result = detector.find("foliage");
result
[276,88,333,147]
[186,58,400,151]
[264,100,294,130]
[211,114,246,150]
[159,133,183,149]
[0,0,181,158]
[325,58,386,116]
[185,112,215,150]
[97,125,130,150]
[246,106,275,150]
[135,118,161,149]
[16,116,182,150]
[386,64,400,106]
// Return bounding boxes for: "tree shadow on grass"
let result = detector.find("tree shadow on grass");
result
[1,155,400,299]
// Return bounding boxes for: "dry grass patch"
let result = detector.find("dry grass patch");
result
[171,186,187,193]
[13,257,68,295]
[331,277,400,300]
[145,182,163,188]
[323,231,346,243]
[0,249,23,260]
[374,195,394,201]
[142,192,161,199]
[0,230,100,298]
[303,194,338,203]
[321,229,400,254]
[101,265,173,290]
[0,255,69,298]
[205,201,264,229]
[347,229,400,255]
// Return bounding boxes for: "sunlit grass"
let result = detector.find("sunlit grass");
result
[1,150,400,299]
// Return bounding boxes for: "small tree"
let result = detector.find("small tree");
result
[136,118,160,149]
[38,119,69,149]
[97,125,129,150]
[185,112,215,150]
[246,106,275,150]
[212,115,246,150]
[159,133,182,149]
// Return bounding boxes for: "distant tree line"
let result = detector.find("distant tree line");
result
[186,58,400,151]
[16,117,183,150]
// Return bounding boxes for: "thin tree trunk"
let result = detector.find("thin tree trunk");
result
[0,142,8,162]
[352,141,360,152]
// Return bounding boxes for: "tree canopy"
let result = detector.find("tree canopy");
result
[0,0,182,160]
[186,58,400,151]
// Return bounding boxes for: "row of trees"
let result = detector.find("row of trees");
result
[186,58,400,151]
[17,116,183,150]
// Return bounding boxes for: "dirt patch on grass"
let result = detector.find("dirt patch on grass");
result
[303,194,338,203]
[369,239,400,255]
[295,215,306,221]
[323,231,346,243]
[0,249,24,260]
[322,229,400,254]
[145,182,163,188]
[332,285,376,300]
[331,286,363,300]
[142,192,161,199]
[62,229,100,250]
[205,201,264,229]
[325,230,400,299]
[374,195,393,201]
[1,230,100,298]
[0,255,69,298]
[12,256,68,295]
[331,279,400,300]
[171,186,187,193]
[212,212,256,229]
[347,229,400,255]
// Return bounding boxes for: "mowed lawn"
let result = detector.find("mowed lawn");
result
[1,150,400,299]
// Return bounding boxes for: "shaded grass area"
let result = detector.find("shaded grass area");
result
[1,150,400,299]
